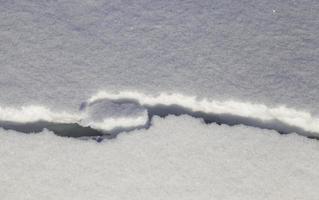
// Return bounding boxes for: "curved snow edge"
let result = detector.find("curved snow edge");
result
[88,91,319,137]
[0,105,80,124]
[0,91,318,138]
[79,114,148,132]
[0,105,149,133]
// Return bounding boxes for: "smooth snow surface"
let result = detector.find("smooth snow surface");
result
[1,116,319,200]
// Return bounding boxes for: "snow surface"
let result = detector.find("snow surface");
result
[0,0,318,136]
[0,0,318,115]
[89,91,319,136]
[1,90,318,137]
[1,116,319,200]
[79,99,148,132]
[1,0,319,199]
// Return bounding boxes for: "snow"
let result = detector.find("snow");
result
[0,105,80,123]
[1,115,319,200]
[0,90,318,137]
[80,99,148,132]
[1,90,318,137]
[0,0,318,115]
[0,98,148,134]
[1,0,319,199]
[89,91,319,136]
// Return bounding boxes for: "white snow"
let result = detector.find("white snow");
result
[0,105,80,123]
[89,91,319,136]
[1,0,319,199]
[80,99,148,132]
[83,115,147,132]
[0,90,317,137]
[1,115,319,200]
[0,98,149,133]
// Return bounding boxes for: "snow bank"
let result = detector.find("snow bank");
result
[1,115,319,200]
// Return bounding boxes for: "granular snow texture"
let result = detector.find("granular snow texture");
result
[1,116,319,200]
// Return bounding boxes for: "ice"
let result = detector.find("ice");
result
[1,115,319,200]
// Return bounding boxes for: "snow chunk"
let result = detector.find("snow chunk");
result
[80,99,148,132]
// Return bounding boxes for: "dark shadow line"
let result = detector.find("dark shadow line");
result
[0,98,318,142]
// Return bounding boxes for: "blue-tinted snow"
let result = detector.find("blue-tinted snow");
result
[0,0,318,116]
[1,1,319,199]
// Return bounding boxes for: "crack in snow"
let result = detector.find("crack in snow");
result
[0,91,318,141]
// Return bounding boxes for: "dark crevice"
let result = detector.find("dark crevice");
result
[104,98,318,138]
[0,98,318,142]
[146,104,310,136]
[0,120,149,142]
[0,121,104,138]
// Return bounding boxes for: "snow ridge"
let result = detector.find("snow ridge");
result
[0,91,318,139]
[0,105,80,123]
[89,91,319,138]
